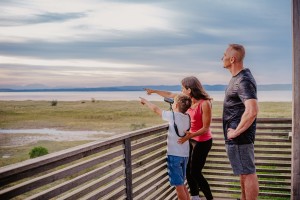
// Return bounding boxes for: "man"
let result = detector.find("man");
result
[222,44,259,200]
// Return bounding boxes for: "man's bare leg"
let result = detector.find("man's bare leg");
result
[240,175,246,200]
[240,173,259,200]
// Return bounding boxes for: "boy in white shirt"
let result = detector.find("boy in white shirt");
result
[140,94,191,200]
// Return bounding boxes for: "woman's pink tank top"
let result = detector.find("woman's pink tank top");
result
[187,100,212,142]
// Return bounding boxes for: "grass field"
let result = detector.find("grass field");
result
[0,100,292,167]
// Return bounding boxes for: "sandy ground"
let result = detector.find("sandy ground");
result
[0,129,114,147]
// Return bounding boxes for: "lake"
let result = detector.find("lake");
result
[0,90,292,102]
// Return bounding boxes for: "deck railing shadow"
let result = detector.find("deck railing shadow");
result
[0,118,292,200]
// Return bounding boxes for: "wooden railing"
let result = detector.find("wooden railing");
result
[0,118,292,200]
[208,118,292,199]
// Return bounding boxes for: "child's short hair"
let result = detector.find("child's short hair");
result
[175,94,192,113]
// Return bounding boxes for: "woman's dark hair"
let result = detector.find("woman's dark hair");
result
[181,76,212,100]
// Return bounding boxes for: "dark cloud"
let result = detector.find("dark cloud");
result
[0,12,86,26]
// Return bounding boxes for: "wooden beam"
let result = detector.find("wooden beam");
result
[292,0,300,199]
[124,138,133,200]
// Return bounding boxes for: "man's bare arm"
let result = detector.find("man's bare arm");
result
[227,99,258,139]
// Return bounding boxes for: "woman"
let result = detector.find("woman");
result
[144,76,213,200]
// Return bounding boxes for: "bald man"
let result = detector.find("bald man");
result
[222,44,259,200]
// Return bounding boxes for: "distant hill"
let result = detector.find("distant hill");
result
[257,84,292,91]
[0,85,180,92]
[0,84,292,92]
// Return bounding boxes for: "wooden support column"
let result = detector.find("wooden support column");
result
[292,0,300,199]
[124,138,133,200]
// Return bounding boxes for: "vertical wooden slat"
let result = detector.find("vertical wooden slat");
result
[292,0,300,199]
[124,138,133,200]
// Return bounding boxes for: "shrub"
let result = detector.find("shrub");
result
[130,123,146,131]
[51,100,58,106]
[29,146,49,158]
[91,98,96,103]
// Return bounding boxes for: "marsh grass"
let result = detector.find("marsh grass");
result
[0,140,89,167]
[0,100,292,130]
[0,100,170,132]
[0,100,292,167]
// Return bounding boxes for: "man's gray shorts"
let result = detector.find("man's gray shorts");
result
[225,143,256,175]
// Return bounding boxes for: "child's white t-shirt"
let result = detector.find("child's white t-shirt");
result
[162,110,190,157]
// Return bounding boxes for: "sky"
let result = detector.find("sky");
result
[0,0,292,89]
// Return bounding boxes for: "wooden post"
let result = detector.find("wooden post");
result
[292,0,300,199]
[124,138,133,200]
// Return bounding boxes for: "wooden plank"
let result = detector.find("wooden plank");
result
[129,124,168,141]
[131,141,166,160]
[212,142,291,149]
[258,191,290,198]
[211,189,290,199]
[131,149,166,170]
[258,180,291,186]
[210,187,290,198]
[209,182,290,191]
[101,186,127,200]
[210,147,291,155]
[206,153,292,161]
[84,177,126,200]
[256,126,292,131]
[132,156,166,179]
[255,149,291,154]
[205,159,291,167]
[204,165,291,174]
[0,148,124,199]
[58,167,124,200]
[256,118,292,123]
[131,134,166,151]
[211,137,290,142]
[211,145,291,152]
[167,192,178,200]
[255,132,291,136]
[132,163,166,188]
[133,173,169,199]
[212,130,291,135]
[211,188,240,195]
[202,171,291,179]
[255,156,291,161]
[27,159,124,200]
[212,118,292,123]
[0,140,123,186]
[139,176,171,199]
[152,184,175,200]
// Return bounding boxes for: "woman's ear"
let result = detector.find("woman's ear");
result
[187,88,191,94]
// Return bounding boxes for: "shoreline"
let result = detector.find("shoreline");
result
[0,90,293,102]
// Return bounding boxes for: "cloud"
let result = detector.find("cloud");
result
[0,0,292,88]
[0,1,176,42]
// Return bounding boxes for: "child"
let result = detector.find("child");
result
[139,94,192,200]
